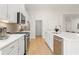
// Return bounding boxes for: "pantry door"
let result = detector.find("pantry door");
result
[35,20,42,36]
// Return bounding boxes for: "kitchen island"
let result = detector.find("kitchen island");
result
[0,34,25,55]
[54,32,79,55]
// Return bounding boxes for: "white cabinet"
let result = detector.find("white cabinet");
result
[18,36,24,55]
[0,4,8,20]
[44,31,53,52]
[0,35,25,55]
[0,4,26,23]
[1,40,19,55]
[8,48,18,55]
[8,4,21,23]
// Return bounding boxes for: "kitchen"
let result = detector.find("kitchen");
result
[0,4,30,55]
[1,4,79,55]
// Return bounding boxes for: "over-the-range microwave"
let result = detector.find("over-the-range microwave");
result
[17,12,26,24]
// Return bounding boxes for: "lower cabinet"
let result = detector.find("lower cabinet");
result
[1,40,19,55]
[54,35,63,55]
[18,36,24,55]
[44,31,53,52]
[8,48,18,55]
[0,36,24,55]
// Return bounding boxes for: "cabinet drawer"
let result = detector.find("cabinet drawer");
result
[1,40,18,55]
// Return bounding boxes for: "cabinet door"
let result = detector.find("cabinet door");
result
[1,40,19,55]
[0,4,7,20]
[18,36,24,55]
[8,4,20,23]
[8,47,18,55]
[54,35,63,55]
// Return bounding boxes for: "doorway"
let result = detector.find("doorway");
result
[35,20,42,37]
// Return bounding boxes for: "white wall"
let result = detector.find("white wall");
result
[29,10,63,39]
[65,17,72,31]
[25,5,79,52]
[27,5,79,39]
[65,17,79,32]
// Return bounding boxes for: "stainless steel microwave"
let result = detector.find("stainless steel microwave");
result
[17,12,25,24]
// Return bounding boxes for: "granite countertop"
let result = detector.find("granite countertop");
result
[0,34,25,50]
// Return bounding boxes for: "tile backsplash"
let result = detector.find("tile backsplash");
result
[0,21,30,32]
[0,21,7,27]
[0,21,19,32]
[6,23,19,32]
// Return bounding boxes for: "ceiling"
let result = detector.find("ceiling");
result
[25,4,79,11]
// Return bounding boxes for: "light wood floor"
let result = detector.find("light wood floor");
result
[27,36,53,55]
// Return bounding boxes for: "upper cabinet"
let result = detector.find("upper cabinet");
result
[0,4,8,20]
[0,4,26,23]
[8,4,21,23]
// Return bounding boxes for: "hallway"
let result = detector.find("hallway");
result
[27,36,53,55]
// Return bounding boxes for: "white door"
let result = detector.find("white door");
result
[35,20,42,36]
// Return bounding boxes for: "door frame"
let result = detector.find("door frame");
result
[35,20,42,37]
